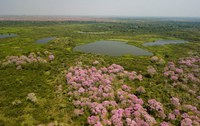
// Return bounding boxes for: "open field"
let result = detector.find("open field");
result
[0,18,200,126]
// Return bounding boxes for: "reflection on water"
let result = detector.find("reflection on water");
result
[143,40,187,46]
[0,34,18,38]
[74,41,153,56]
[36,37,54,44]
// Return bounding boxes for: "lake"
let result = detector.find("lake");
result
[74,41,153,56]
[0,34,18,38]
[143,40,187,46]
[36,37,54,44]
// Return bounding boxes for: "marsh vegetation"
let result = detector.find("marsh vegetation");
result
[0,18,200,126]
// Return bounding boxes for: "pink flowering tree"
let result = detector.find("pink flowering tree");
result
[66,64,158,126]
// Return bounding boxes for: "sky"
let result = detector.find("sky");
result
[0,0,200,17]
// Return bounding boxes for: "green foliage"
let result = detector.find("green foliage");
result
[0,19,199,125]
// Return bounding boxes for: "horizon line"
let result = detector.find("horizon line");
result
[0,15,200,19]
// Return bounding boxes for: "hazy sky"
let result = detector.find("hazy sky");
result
[0,0,200,17]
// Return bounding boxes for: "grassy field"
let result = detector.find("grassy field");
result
[0,19,200,126]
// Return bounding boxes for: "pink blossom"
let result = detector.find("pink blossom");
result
[124,107,132,118]
[182,105,198,113]
[168,113,176,120]
[102,119,111,125]
[143,114,157,125]
[94,122,103,126]
[175,68,183,74]
[181,118,193,126]
[126,118,137,126]
[111,109,124,126]
[170,76,178,81]
[137,75,143,81]
[187,73,199,82]
[49,54,55,61]
[122,85,131,92]
[181,113,189,118]
[88,116,100,125]
[78,87,85,93]
[133,111,141,117]
[173,109,180,116]
[147,66,157,75]
[126,118,132,124]
[160,122,170,126]
[170,97,180,107]
[101,67,108,73]
[3,52,51,68]
[65,64,169,125]
[148,99,164,111]
[134,118,149,126]
[73,100,81,106]
[148,99,166,118]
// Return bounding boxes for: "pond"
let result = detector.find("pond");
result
[36,37,54,44]
[143,40,187,46]
[0,34,18,38]
[73,41,153,56]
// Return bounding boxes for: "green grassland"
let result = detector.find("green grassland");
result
[0,19,200,125]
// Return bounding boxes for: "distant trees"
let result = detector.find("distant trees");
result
[0,19,199,42]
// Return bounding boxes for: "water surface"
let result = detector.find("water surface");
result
[74,41,153,56]
[143,40,187,46]
[36,37,54,44]
[0,34,18,38]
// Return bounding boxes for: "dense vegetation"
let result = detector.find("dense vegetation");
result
[0,18,200,126]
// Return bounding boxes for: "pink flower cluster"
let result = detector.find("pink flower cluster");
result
[164,62,182,81]
[181,118,193,126]
[160,122,170,126]
[148,99,166,119]
[168,97,200,125]
[0,52,56,69]
[150,56,166,65]
[178,56,200,67]
[164,56,200,83]
[66,64,158,126]
[170,97,181,107]
[180,113,200,126]
[147,66,157,76]
[66,63,200,125]
[48,54,55,61]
